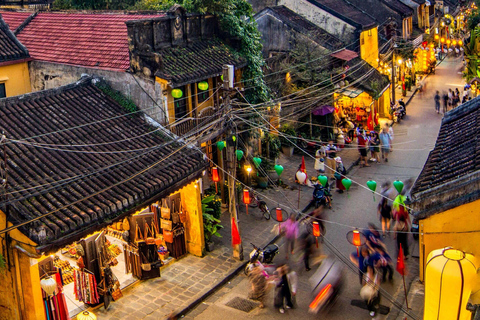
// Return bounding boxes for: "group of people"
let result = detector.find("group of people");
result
[357,124,393,167]
[434,87,472,114]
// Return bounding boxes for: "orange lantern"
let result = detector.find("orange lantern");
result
[276,208,283,222]
[434,34,439,40]
[452,40,457,46]
[441,37,445,43]
[313,221,321,247]
[212,167,220,193]
[243,189,250,214]
[446,39,451,46]
[459,40,463,46]
[352,229,361,246]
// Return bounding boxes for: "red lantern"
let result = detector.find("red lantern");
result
[243,189,250,215]
[313,221,321,247]
[276,208,283,222]
[352,229,361,247]
[212,167,220,193]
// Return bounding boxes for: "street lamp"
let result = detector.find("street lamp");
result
[245,164,252,185]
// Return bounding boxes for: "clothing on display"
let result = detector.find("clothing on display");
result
[41,272,70,320]
[73,269,100,304]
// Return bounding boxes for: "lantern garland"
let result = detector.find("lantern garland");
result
[366,180,377,201]
[318,175,328,187]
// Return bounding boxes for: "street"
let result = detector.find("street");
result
[183,56,465,320]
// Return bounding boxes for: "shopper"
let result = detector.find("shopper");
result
[393,215,409,259]
[334,157,346,193]
[280,214,299,260]
[379,126,392,162]
[274,265,295,313]
[357,126,370,167]
[369,131,380,163]
[248,265,267,308]
[377,196,392,238]
[442,91,448,113]
[314,143,326,174]
[434,91,441,113]
[325,140,337,180]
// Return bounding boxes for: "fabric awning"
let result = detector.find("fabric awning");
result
[336,87,364,98]
[330,49,359,61]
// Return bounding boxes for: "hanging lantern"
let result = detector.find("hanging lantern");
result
[252,157,262,168]
[212,167,220,193]
[424,248,477,320]
[366,180,377,201]
[393,180,404,194]
[318,175,328,187]
[274,165,284,177]
[77,311,97,320]
[312,221,321,248]
[296,171,307,184]
[243,189,251,215]
[171,88,183,99]
[198,81,209,91]
[40,277,57,296]
[217,141,226,151]
[459,40,463,46]
[341,178,352,191]
[236,150,244,161]
[276,208,283,222]
[352,229,362,247]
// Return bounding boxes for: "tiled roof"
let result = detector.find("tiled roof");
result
[331,49,358,61]
[381,0,414,16]
[0,11,32,31]
[309,0,377,30]
[155,37,247,87]
[345,57,390,97]
[0,15,29,63]
[263,6,344,51]
[10,12,164,70]
[0,77,207,249]
[411,97,480,195]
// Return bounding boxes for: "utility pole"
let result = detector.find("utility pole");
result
[223,65,243,260]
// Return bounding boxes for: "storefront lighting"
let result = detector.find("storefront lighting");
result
[77,311,97,320]
[441,22,445,27]
[434,34,439,40]
[446,39,451,45]
[452,40,457,46]
[397,59,403,64]
[245,164,252,176]
[459,40,463,46]
[441,38,445,43]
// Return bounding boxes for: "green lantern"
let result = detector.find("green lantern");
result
[252,157,262,168]
[367,180,377,201]
[198,81,209,91]
[236,150,244,161]
[393,180,404,194]
[318,175,328,187]
[342,178,352,191]
[217,141,226,151]
[221,75,224,81]
[171,88,183,99]
[232,135,236,142]
[274,165,284,176]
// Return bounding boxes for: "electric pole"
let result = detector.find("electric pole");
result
[223,65,243,260]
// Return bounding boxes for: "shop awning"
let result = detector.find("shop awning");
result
[330,49,359,61]
[312,105,335,116]
[336,87,364,98]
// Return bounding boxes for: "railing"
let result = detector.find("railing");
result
[169,107,221,137]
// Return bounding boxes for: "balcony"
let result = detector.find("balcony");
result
[169,106,222,137]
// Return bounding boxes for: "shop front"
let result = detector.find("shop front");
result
[334,88,379,131]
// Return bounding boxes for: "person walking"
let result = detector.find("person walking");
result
[357,126,370,167]
[369,131,380,163]
[325,140,337,180]
[300,231,315,271]
[377,197,392,238]
[280,214,299,260]
[379,126,392,162]
[393,215,409,259]
[334,157,346,193]
[442,91,448,113]
[248,265,267,308]
[448,88,453,109]
[454,88,460,108]
[274,265,295,313]
[434,91,441,113]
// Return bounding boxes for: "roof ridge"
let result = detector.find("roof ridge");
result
[342,0,380,24]
[14,11,37,35]
[442,95,480,125]
[0,14,30,58]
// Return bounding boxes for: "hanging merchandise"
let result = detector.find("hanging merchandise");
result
[366,180,377,201]
[393,180,404,194]
[318,175,328,187]
[171,88,183,98]
[73,269,100,304]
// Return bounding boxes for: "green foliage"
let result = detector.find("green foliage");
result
[203,187,222,219]
[279,123,297,147]
[395,39,415,61]
[201,194,223,241]
[96,82,139,114]
[261,133,281,160]
[51,0,73,10]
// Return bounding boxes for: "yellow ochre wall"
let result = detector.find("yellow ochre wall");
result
[360,27,379,68]
[0,61,31,97]
[419,198,480,303]
[178,180,205,256]
[0,210,43,320]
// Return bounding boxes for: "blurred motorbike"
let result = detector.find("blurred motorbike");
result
[244,242,279,275]
[308,256,344,314]
[302,182,332,212]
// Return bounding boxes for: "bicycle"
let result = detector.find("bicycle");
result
[248,192,271,220]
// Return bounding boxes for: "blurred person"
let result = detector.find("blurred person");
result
[363,223,385,251]
[379,126,392,162]
[357,125,370,167]
[434,90,441,113]
[334,156,346,193]
[448,88,453,108]
[280,214,299,260]
[325,140,337,180]
[300,231,315,271]
[273,264,296,313]
[377,196,392,238]
[442,91,448,113]
[393,215,409,259]
[248,265,267,308]
[369,131,380,162]
[374,246,394,282]
[350,245,371,285]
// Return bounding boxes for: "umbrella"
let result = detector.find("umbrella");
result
[312,105,335,116]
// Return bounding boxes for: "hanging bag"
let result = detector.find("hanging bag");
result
[140,253,151,271]
[178,202,186,223]
[122,217,130,231]
[163,229,174,243]
[135,224,145,244]
[161,219,172,231]
[161,199,171,220]
[144,222,155,245]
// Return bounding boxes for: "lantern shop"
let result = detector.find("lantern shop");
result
[0,78,208,320]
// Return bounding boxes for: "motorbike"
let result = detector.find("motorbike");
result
[391,105,405,123]
[244,242,279,275]
[308,256,344,315]
[302,183,332,213]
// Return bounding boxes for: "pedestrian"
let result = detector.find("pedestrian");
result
[334,156,346,193]
[350,245,370,285]
[434,90,441,113]
[300,231,315,271]
[363,223,385,251]
[454,88,460,107]
[379,126,392,162]
[280,214,299,260]
[357,126,370,167]
[442,91,448,113]
[377,196,392,238]
[374,246,394,282]
[325,140,337,180]
[314,143,326,174]
[393,215,409,259]
[248,265,267,308]
[273,265,296,313]
[448,88,453,108]
[369,131,380,163]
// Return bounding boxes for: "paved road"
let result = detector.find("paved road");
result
[183,56,464,320]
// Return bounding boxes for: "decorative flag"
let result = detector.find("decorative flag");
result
[396,244,406,276]
[231,217,241,246]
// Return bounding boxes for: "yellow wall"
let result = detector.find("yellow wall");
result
[419,198,480,303]
[0,61,31,97]
[178,180,205,256]
[360,27,379,68]
[377,86,391,117]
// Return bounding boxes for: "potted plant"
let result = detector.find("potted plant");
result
[201,194,223,252]
[279,124,297,156]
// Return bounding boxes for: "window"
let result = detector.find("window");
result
[174,86,188,120]
[197,86,209,104]
[0,83,5,98]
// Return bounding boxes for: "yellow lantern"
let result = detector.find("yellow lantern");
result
[452,40,457,46]
[198,81,209,91]
[459,40,463,46]
[424,248,477,320]
[441,37,445,43]
[446,39,451,45]
[171,89,183,99]
[77,311,97,320]
[435,34,439,40]
[397,59,403,64]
